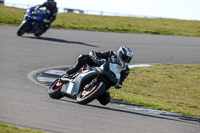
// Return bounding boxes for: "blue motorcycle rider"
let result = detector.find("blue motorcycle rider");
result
[37,0,58,32]
[64,46,133,105]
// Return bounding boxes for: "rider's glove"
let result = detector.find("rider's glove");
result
[115,83,122,89]
[108,51,116,57]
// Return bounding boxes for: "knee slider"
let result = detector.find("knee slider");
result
[78,54,85,62]
[78,54,90,63]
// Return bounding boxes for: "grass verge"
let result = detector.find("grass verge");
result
[110,64,200,118]
[0,5,200,37]
[0,123,44,133]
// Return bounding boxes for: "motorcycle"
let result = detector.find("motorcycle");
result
[48,57,123,105]
[17,5,49,37]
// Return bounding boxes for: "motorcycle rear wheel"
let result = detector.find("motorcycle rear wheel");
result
[48,79,66,99]
[76,81,106,105]
[34,32,43,37]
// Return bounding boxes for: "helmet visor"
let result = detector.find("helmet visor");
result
[122,54,132,63]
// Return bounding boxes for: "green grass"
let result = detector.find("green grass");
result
[110,64,200,118]
[0,123,44,133]
[1,5,200,36]
[0,5,25,26]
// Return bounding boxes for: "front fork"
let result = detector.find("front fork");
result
[84,79,98,91]
[84,75,108,91]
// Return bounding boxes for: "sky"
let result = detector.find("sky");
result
[4,0,200,21]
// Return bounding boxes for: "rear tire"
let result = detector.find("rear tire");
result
[17,21,29,36]
[34,32,43,37]
[76,82,106,105]
[48,79,66,99]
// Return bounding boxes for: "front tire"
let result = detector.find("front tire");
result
[76,81,106,105]
[17,21,29,36]
[48,79,66,99]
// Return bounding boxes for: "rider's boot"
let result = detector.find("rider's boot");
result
[66,62,82,75]
[59,74,70,82]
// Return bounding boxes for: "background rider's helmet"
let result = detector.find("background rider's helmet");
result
[47,0,55,8]
[117,46,133,65]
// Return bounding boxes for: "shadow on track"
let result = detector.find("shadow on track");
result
[23,36,98,47]
[59,99,200,125]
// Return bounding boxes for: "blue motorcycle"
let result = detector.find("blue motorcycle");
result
[17,5,49,37]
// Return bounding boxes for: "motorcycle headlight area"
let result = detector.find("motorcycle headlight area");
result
[30,16,38,20]
[32,11,37,14]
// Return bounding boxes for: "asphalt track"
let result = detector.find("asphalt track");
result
[0,26,200,133]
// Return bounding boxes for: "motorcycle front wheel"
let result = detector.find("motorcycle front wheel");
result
[76,81,106,105]
[17,21,29,36]
[48,79,66,99]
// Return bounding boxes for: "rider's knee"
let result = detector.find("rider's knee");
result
[97,91,110,106]
[78,54,90,63]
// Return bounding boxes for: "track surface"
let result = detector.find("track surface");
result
[0,26,200,133]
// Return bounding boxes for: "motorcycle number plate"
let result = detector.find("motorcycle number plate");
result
[66,82,74,94]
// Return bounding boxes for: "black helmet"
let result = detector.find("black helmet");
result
[117,46,133,65]
[47,0,55,8]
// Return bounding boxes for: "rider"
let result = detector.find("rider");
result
[37,0,58,32]
[65,46,133,106]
